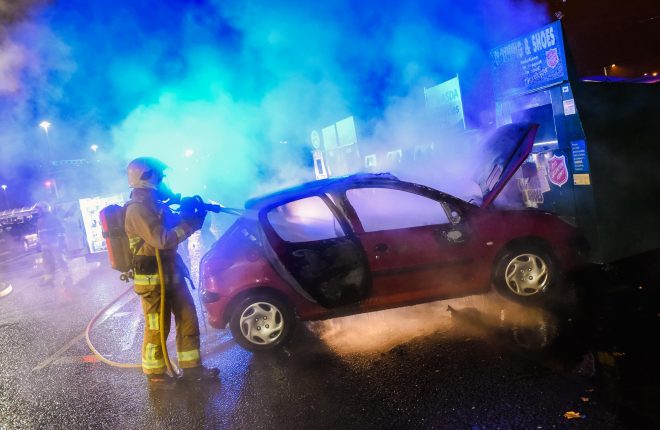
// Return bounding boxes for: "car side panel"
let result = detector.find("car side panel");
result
[201,256,329,327]
[356,226,489,309]
[469,210,582,273]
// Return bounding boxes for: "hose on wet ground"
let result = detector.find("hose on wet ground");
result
[84,283,141,368]
[85,250,180,376]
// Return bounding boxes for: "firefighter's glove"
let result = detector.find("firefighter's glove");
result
[179,196,207,232]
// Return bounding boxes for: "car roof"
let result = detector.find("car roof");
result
[244,173,401,210]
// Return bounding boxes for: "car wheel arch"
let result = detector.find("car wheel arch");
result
[222,286,296,327]
[491,236,560,279]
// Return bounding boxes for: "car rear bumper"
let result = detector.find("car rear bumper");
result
[201,291,231,329]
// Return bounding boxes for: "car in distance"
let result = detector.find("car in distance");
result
[199,123,586,351]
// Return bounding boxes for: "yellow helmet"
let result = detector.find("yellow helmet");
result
[127,157,168,189]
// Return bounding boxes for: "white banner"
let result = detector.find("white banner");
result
[424,75,466,130]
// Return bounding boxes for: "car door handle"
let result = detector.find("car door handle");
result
[375,243,388,253]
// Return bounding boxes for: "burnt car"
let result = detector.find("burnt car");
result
[199,123,586,351]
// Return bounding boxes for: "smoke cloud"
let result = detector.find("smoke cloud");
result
[308,293,559,355]
[0,0,550,207]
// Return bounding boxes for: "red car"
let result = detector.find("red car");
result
[199,123,586,351]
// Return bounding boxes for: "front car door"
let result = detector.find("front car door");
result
[341,185,482,308]
[260,194,371,308]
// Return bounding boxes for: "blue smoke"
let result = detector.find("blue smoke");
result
[0,0,549,206]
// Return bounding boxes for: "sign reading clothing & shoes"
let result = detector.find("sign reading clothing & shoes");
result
[490,20,568,99]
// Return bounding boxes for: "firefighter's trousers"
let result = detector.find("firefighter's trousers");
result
[136,277,202,374]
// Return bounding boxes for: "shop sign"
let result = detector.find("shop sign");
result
[424,76,466,130]
[490,21,568,98]
[313,150,328,179]
[548,155,568,187]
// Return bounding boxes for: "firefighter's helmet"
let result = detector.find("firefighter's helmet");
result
[127,157,168,189]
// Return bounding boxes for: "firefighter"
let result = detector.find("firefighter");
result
[35,202,67,284]
[124,157,219,385]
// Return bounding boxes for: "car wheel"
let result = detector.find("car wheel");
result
[229,294,295,352]
[493,244,557,303]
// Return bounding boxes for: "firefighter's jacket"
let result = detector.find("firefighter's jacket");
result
[36,213,64,248]
[124,188,194,294]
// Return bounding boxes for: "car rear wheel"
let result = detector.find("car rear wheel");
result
[493,244,557,303]
[229,294,295,352]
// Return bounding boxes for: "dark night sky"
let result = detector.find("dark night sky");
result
[543,0,660,77]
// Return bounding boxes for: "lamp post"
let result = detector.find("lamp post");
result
[1,184,7,209]
[603,64,616,76]
[44,179,60,200]
[39,120,53,162]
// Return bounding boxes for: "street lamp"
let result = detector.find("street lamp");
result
[39,120,53,161]
[1,184,7,209]
[39,120,51,134]
[90,144,99,152]
[603,64,616,76]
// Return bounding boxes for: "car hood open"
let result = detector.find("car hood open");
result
[475,122,538,209]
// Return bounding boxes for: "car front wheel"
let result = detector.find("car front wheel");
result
[493,244,557,303]
[229,294,295,352]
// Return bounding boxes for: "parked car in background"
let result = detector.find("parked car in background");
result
[0,222,40,261]
[22,232,40,252]
[199,123,587,351]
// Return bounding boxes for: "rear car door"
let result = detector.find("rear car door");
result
[343,186,480,307]
[260,194,371,308]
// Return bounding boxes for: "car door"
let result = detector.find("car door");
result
[260,194,371,308]
[343,186,481,308]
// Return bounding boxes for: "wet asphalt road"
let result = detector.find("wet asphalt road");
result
[0,249,658,429]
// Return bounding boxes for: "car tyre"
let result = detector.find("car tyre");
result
[229,294,295,352]
[493,244,558,304]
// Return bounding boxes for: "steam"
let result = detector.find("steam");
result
[0,1,45,27]
[308,293,558,355]
[0,0,552,209]
[0,39,23,93]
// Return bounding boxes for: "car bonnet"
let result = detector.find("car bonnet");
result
[475,122,538,209]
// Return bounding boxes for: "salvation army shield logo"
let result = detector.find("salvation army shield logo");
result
[546,48,559,69]
[548,155,568,187]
